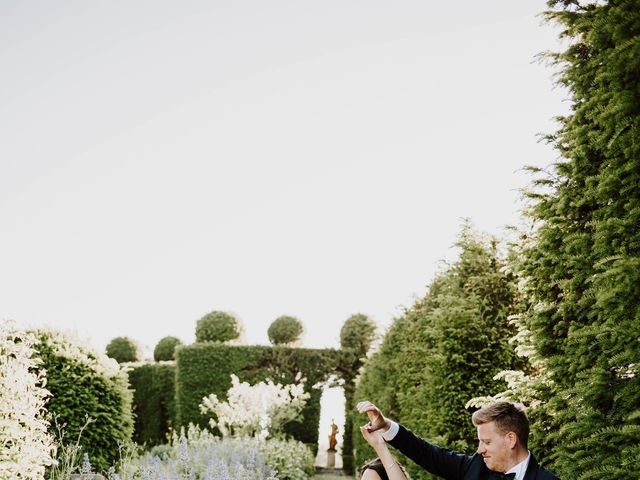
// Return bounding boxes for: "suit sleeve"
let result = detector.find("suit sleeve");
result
[387,424,473,480]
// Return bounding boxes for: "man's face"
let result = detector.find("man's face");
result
[476,421,513,473]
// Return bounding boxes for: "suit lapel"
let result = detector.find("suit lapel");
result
[522,454,539,480]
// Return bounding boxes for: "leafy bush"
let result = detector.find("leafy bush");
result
[260,436,315,480]
[32,329,134,474]
[153,336,182,361]
[267,316,304,346]
[195,311,243,343]
[105,336,141,363]
[0,322,55,479]
[128,362,176,446]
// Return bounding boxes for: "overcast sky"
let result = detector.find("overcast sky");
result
[1,1,568,358]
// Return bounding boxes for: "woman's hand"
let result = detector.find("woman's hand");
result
[360,424,387,450]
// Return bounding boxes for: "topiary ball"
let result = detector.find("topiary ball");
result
[268,315,304,345]
[195,311,242,343]
[153,336,182,361]
[105,336,141,363]
[339,313,377,354]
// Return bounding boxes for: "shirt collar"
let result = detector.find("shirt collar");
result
[505,452,530,480]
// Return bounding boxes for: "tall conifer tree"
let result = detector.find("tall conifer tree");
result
[520,1,640,477]
[354,225,521,480]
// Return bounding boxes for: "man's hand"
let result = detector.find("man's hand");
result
[356,400,391,432]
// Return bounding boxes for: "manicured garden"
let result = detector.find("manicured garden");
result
[2,2,639,479]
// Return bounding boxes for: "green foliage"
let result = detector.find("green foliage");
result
[267,316,304,345]
[128,362,176,446]
[105,336,141,363]
[339,313,377,355]
[153,336,182,361]
[515,2,640,478]
[353,226,521,480]
[195,311,242,343]
[174,343,339,452]
[261,436,316,480]
[32,329,134,475]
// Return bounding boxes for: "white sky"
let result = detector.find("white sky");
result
[1,1,568,358]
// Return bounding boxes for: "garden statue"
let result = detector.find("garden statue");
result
[329,419,338,451]
[326,419,339,468]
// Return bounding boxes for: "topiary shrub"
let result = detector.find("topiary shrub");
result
[153,336,182,361]
[105,336,141,363]
[32,329,134,475]
[340,313,377,355]
[195,311,242,343]
[267,316,304,346]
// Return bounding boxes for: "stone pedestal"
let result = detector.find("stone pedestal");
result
[326,449,336,468]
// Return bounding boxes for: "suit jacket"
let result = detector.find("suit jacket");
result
[388,424,558,480]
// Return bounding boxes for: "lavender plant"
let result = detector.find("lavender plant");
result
[119,425,280,480]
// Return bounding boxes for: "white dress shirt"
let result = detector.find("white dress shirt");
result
[505,452,530,480]
[380,420,400,441]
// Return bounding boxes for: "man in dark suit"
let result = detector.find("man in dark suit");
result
[356,400,558,480]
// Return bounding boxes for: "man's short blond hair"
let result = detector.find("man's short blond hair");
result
[471,401,529,448]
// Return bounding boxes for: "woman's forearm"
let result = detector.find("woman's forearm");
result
[373,444,407,480]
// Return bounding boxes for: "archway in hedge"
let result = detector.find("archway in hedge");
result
[315,385,346,469]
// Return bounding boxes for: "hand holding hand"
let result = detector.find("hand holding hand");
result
[360,424,387,450]
[356,400,390,432]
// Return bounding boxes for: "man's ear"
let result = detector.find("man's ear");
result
[505,431,518,449]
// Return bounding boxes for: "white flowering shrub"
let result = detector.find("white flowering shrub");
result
[199,375,309,438]
[0,321,55,479]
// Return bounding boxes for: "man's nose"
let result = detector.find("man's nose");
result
[477,444,485,454]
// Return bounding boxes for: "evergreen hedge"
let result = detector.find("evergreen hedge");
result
[353,227,521,480]
[128,362,176,446]
[515,1,640,478]
[32,329,134,475]
[174,343,339,452]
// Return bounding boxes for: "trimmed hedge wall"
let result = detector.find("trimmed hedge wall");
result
[128,362,176,446]
[175,343,339,451]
